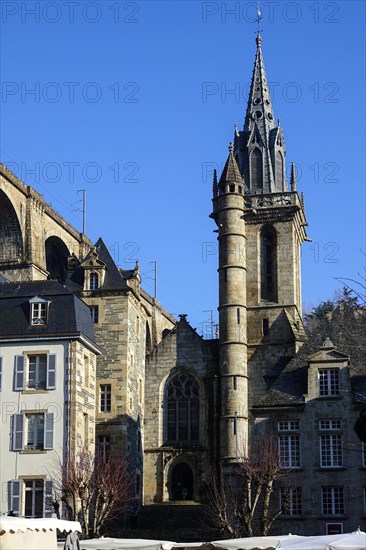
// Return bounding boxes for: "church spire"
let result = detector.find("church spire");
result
[244,32,275,135]
[234,33,287,194]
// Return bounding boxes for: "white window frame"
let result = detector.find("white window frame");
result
[100,384,111,413]
[8,479,54,518]
[319,419,342,468]
[280,487,302,516]
[29,296,50,326]
[321,487,344,515]
[89,272,99,290]
[278,420,300,468]
[97,435,110,464]
[14,354,56,391]
[90,305,99,323]
[12,412,54,451]
[319,368,340,396]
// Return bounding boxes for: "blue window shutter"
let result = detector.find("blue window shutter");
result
[12,414,24,451]
[14,356,25,390]
[46,354,56,390]
[44,480,54,517]
[8,480,21,516]
[44,413,54,450]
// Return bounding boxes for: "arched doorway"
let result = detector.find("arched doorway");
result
[170,462,194,501]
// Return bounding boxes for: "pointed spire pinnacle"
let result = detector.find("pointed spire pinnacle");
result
[244,33,275,135]
[290,162,297,191]
[213,169,218,197]
[219,142,243,187]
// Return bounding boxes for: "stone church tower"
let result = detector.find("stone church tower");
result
[212,32,308,465]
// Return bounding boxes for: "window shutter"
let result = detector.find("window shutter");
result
[43,480,54,517]
[8,480,21,516]
[0,357,2,391]
[46,354,56,390]
[44,413,54,450]
[12,414,24,451]
[14,356,25,390]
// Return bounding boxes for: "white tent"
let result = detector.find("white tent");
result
[276,530,366,550]
[207,535,299,550]
[57,538,206,550]
[0,516,81,550]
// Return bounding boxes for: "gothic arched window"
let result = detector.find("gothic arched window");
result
[89,272,99,290]
[250,148,263,190]
[166,372,199,442]
[260,227,277,301]
[275,151,284,191]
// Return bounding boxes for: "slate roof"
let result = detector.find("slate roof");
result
[219,146,244,186]
[67,237,130,292]
[0,280,99,347]
[254,305,366,408]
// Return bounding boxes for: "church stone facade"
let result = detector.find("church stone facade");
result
[0,34,365,536]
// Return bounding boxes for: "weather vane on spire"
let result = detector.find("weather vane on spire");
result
[256,0,263,36]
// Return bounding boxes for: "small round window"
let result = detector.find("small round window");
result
[255,111,263,119]
[267,112,273,120]
[254,97,261,105]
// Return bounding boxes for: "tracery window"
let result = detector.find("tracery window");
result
[275,150,284,190]
[250,147,263,190]
[260,226,277,301]
[166,372,199,442]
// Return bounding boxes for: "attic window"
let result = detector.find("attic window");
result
[89,272,99,290]
[29,297,50,326]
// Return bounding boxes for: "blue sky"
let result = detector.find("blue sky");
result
[1,0,365,335]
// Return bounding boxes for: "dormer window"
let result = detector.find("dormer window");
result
[89,272,99,290]
[29,296,50,326]
[319,368,340,396]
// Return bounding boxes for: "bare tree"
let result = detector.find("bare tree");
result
[52,451,134,538]
[204,434,293,537]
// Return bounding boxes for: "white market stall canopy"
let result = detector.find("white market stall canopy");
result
[57,539,206,550]
[207,535,299,550]
[276,530,366,550]
[0,516,81,550]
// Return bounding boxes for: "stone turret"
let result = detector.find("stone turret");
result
[211,143,248,463]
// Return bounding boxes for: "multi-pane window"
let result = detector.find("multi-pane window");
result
[24,480,44,517]
[12,413,54,451]
[322,487,344,515]
[31,302,48,325]
[319,369,340,396]
[100,384,111,412]
[14,354,56,391]
[278,420,300,468]
[166,372,199,442]
[28,355,47,389]
[90,305,99,323]
[319,420,342,467]
[8,479,53,518]
[26,414,45,450]
[97,435,110,464]
[280,487,302,516]
[89,272,99,290]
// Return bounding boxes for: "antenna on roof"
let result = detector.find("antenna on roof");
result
[75,189,86,234]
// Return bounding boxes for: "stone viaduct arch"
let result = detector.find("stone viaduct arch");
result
[0,163,92,282]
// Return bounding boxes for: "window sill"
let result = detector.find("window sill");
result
[317,467,345,471]
[22,389,49,394]
[19,450,47,454]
